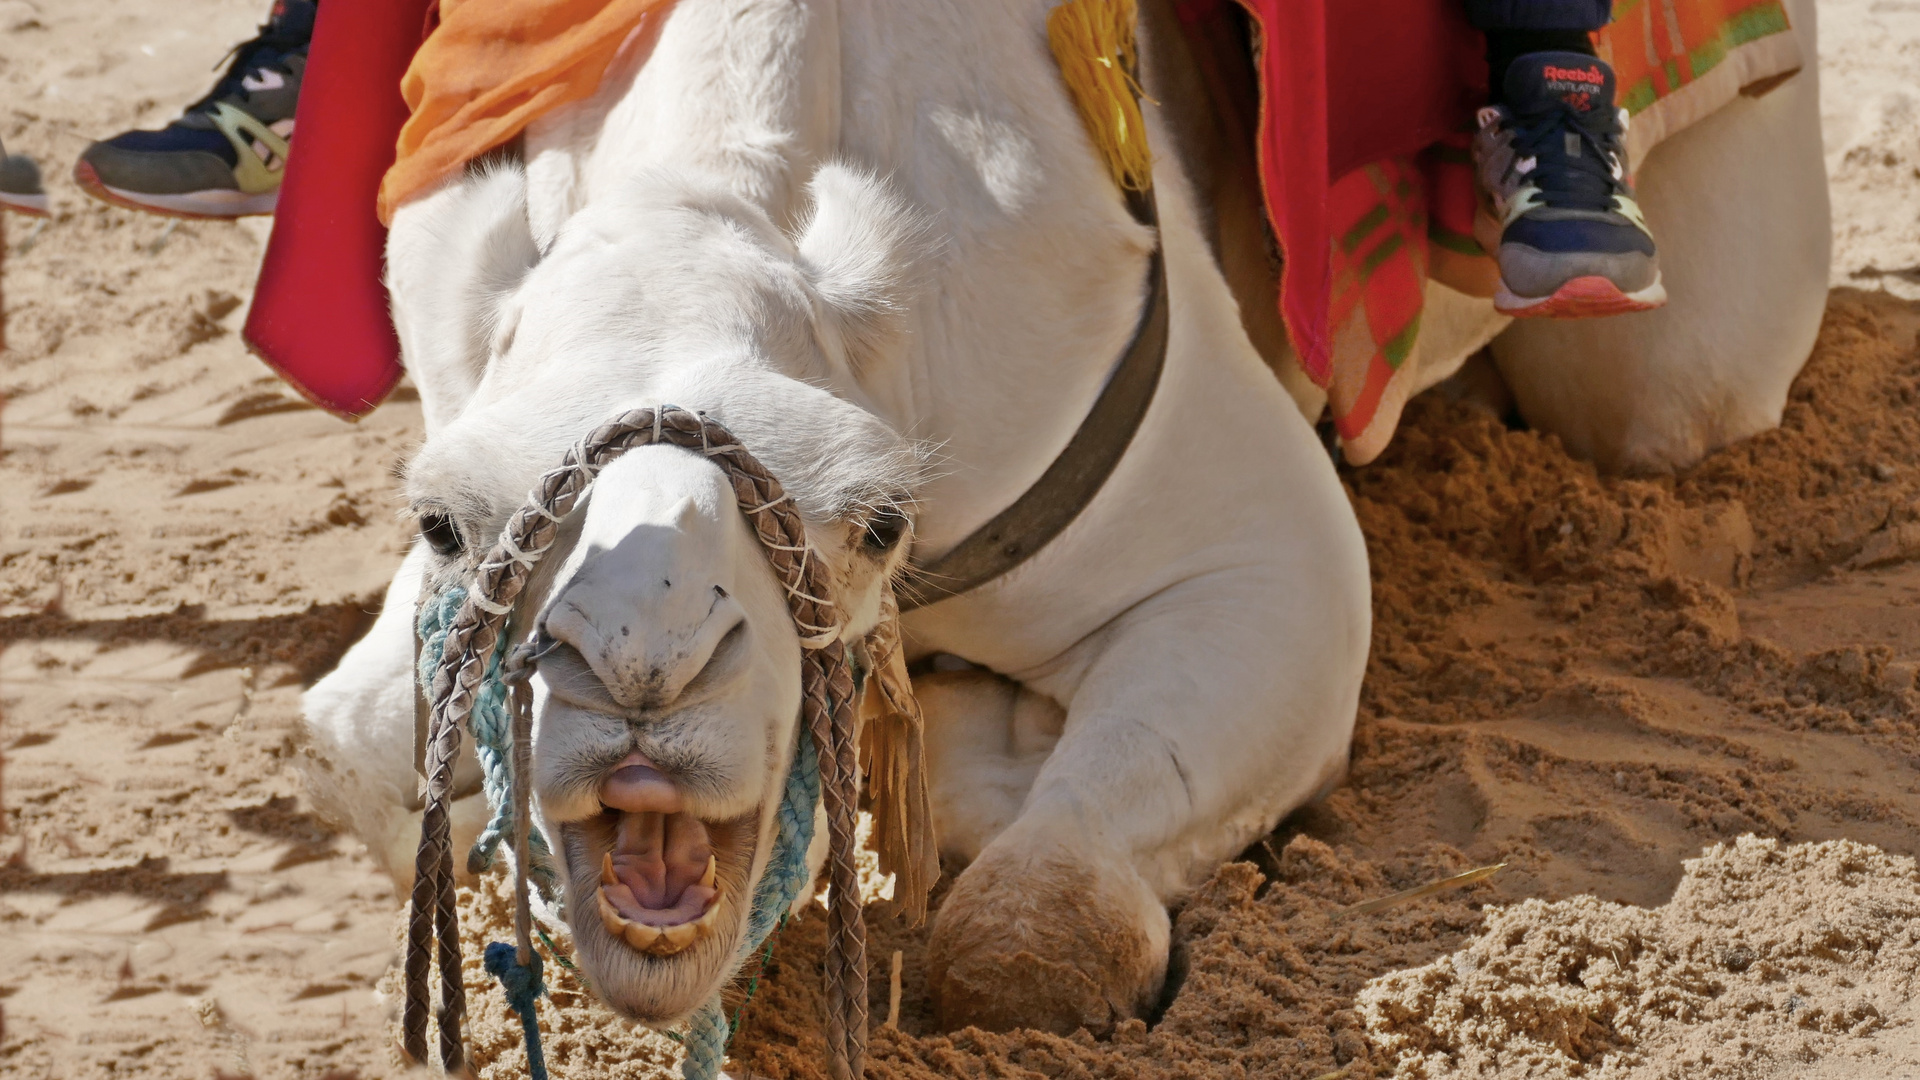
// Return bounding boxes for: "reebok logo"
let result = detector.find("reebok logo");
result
[1543,64,1605,85]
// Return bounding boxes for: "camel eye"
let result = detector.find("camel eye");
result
[861,507,908,553]
[419,511,464,557]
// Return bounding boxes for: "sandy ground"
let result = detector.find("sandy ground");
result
[710,287,1920,1080]
[4,2,1920,1078]
[1,2,420,1076]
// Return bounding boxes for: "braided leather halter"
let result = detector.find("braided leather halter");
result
[403,406,869,1080]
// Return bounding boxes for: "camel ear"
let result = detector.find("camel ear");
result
[793,164,932,373]
[385,163,540,432]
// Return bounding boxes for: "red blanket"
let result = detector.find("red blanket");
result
[1220,0,1483,384]
[244,0,1796,455]
[242,0,430,416]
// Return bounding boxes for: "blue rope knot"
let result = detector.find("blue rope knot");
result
[484,941,549,1080]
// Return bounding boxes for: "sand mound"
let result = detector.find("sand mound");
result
[1360,836,1920,1079]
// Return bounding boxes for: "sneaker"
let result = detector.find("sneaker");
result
[0,138,49,217]
[1473,53,1666,318]
[74,0,314,219]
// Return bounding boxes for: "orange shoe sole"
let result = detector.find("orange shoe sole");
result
[1496,274,1667,319]
[73,159,276,220]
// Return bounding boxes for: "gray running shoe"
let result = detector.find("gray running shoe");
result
[1473,52,1666,318]
[0,138,48,217]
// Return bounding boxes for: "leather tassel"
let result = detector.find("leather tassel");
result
[857,585,941,924]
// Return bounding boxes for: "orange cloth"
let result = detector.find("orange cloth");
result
[376,0,671,224]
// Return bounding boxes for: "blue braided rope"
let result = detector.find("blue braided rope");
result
[418,584,823,1080]
[416,587,555,882]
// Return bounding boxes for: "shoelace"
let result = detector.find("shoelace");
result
[1506,101,1627,214]
[185,20,308,116]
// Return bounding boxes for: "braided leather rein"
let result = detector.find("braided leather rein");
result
[403,405,870,1080]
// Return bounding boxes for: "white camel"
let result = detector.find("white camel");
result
[300,0,1829,1038]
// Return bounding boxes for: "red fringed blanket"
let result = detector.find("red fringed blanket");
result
[244,0,1799,462]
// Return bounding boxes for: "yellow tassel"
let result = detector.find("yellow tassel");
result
[1048,0,1154,193]
[857,587,941,925]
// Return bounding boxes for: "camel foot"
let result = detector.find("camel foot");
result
[927,843,1165,1035]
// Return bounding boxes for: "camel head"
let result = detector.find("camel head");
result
[388,161,928,1022]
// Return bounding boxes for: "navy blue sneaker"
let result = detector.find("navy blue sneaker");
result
[1473,52,1666,318]
[75,0,315,218]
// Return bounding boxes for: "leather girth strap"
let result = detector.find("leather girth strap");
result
[900,185,1168,611]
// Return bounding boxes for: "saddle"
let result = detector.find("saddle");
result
[241,0,1802,461]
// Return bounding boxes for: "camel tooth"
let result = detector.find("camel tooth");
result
[693,900,722,929]
[651,921,699,955]
[601,852,618,886]
[699,854,716,891]
[596,887,629,937]
[623,919,663,951]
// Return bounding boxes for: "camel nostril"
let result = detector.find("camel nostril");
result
[541,569,751,711]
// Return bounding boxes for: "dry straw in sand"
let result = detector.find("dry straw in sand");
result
[1336,863,1509,920]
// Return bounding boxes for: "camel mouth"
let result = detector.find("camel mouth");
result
[593,813,723,955]
[583,753,751,959]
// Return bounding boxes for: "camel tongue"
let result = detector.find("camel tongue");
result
[600,849,721,928]
[608,810,713,911]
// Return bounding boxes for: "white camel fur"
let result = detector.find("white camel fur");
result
[298,0,1828,1037]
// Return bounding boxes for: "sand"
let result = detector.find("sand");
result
[1359,836,1920,1079]
[702,288,1920,1080]
[6,3,1920,1079]
[1820,0,1920,300]
[2,2,421,1076]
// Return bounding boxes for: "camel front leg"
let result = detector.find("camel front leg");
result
[925,568,1364,1034]
[299,545,491,889]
